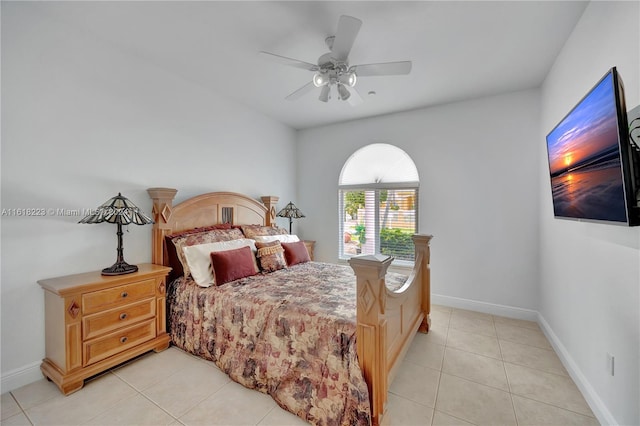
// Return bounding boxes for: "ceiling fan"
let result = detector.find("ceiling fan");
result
[259,15,412,105]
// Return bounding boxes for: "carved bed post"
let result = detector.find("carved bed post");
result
[260,196,279,227]
[413,234,433,333]
[147,188,178,265]
[349,254,393,426]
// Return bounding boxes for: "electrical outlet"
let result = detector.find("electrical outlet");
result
[607,353,615,376]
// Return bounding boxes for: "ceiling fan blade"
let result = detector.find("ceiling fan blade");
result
[331,15,362,62]
[347,86,363,106]
[259,51,319,72]
[353,61,412,76]
[285,81,316,101]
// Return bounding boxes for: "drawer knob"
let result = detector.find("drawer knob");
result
[121,292,128,298]
[119,313,127,320]
[120,337,128,344]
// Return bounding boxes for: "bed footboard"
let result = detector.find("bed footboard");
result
[349,234,433,426]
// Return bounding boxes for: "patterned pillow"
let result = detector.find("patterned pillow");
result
[240,224,290,239]
[210,246,259,285]
[167,223,232,239]
[170,228,244,278]
[255,240,287,272]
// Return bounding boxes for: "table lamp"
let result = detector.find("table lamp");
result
[276,201,305,234]
[79,193,154,275]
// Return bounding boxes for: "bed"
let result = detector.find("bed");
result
[147,188,433,425]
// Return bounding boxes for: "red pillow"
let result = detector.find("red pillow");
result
[210,246,258,285]
[281,241,311,266]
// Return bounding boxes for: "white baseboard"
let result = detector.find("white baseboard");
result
[432,293,538,321]
[1,361,43,393]
[537,314,618,426]
[433,293,618,425]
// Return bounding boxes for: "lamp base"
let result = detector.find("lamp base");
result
[101,261,138,276]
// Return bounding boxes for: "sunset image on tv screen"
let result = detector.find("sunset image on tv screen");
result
[546,72,626,222]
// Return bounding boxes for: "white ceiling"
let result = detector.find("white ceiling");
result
[34,1,588,130]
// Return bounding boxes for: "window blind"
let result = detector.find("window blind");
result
[339,188,418,262]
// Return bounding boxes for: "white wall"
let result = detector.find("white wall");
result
[297,90,541,313]
[4,3,638,423]
[539,2,639,425]
[1,3,297,388]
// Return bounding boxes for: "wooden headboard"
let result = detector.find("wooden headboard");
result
[147,188,279,272]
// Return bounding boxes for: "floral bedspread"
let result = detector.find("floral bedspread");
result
[167,261,407,425]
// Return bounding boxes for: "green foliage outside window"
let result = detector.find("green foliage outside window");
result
[354,223,366,245]
[344,190,388,220]
[344,191,364,220]
[380,228,414,261]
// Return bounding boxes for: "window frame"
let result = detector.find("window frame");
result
[338,182,419,266]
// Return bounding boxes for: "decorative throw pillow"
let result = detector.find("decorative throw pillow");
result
[281,241,311,266]
[170,228,244,278]
[182,239,257,287]
[167,224,232,239]
[255,240,287,272]
[240,224,290,239]
[210,246,259,285]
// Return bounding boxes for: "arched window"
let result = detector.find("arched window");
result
[339,143,419,263]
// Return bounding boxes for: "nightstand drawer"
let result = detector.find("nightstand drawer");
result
[83,298,156,340]
[82,279,156,315]
[84,319,156,366]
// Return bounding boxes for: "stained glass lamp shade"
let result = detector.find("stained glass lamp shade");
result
[79,193,154,275]
[276,202,305,234]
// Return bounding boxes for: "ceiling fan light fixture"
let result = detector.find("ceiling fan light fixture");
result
[312,72,329,87]
[348,72,357,87]
[337,83,351,101]
[319,85,330,102]
[340,71,357,87]
[260,15,412,105]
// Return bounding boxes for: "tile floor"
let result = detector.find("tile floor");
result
[1,305,600,425]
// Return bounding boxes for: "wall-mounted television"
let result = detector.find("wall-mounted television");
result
[545,67,640,226]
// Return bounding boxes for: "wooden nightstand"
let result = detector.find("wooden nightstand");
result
[38,263,171,395]
[303,240,316,260]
